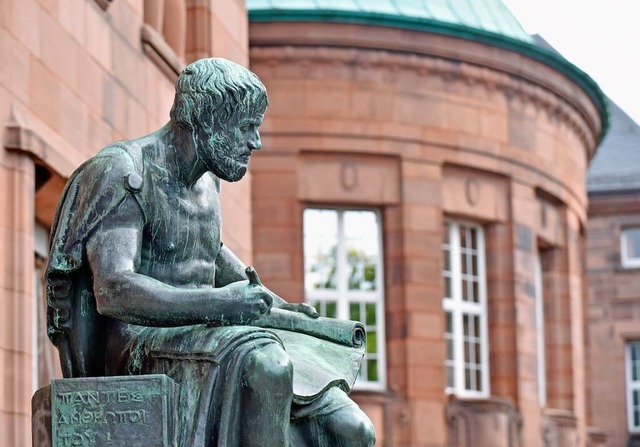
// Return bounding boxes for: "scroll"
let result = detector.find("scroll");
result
[252,308,365,348]
[253,308,367,403]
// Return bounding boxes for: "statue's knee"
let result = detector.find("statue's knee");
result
[243,343,293,392]
[348,410,376,446]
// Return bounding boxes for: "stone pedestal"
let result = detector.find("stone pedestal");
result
[32,375,179,447]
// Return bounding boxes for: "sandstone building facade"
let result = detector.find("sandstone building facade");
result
[586,101,640,447]
[0,0,609,445]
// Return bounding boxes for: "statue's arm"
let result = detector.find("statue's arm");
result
[86,196,272,327]
[215,244,319,318]
[215,245,285,307]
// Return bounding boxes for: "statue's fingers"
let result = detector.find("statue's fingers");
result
[245,266,262,286]
[301,303,319,318]
[262,292,273,309]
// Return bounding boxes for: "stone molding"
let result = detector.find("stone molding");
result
[445,397,522,447]
[586,427,607,447]
[250,44,599,152]
[4,107,80,177]
[141,23,185,81]
[541,408,579,447]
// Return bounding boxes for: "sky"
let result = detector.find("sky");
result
[501,0,640,125]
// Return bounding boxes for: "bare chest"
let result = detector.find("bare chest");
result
[140,175,222,284]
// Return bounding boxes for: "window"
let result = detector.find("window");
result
[627,342,640,432]
[535,251,547,406]
[303,208,385,389]
[621,228,640,268]
[442,221,489,396]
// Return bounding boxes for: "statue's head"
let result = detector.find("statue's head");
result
[170,58,269,181]
[170,58,268,132]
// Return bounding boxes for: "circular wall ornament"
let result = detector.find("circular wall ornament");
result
[341,163,358,190]
[465,177,479,206]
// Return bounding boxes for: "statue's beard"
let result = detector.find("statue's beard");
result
[200,132,248,183]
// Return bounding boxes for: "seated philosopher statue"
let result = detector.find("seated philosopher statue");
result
[45,58,376,446]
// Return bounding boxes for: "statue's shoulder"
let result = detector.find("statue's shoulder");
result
[77,140,145,192]
[48,140,147,272]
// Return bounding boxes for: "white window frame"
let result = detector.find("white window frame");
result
[303,207,386,391]
[626,341,640,433]
[442,220,490,397]
[621,228,640,268]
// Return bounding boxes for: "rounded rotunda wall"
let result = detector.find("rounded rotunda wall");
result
[249,21,604,219]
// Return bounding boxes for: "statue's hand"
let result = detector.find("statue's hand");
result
[278,302,320,319]
[246,266,319,319]
[215,278,273,325]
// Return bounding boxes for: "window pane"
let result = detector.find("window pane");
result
[344,211,379,291]
[625,228,640,260]
[445,312,453,333]
[447,365,455,388]
[365,303,376,326]
[367,332,377,354]
[462,279,469,301]
[444,276,452,299]
[303,209,338,290]
[367,359,378,382]
[350,302,360,321]
[325,301,337,319]
[443,248,451,272]
[446,339,454,361]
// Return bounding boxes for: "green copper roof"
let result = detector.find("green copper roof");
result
[246,0,609,143]
[246,0,533,43]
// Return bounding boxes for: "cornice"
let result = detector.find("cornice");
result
[251,44,599,152]
[249,21,607,146]
[4,105,81,177]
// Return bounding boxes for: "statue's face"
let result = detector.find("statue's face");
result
[199,109,264,182]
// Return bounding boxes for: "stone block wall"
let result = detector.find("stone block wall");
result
[587,194,640,446]
[0,0,250,443]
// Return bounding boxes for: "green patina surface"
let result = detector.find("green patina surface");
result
[246,0,609,141]
[247,0,533,42]
[51,375,179,447]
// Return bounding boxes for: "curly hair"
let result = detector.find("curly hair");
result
[169,58,268,130]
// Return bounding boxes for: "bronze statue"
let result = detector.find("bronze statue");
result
[44,58,376,446]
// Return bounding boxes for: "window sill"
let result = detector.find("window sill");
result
[141,23,184,81]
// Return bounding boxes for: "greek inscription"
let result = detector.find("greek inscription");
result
[56,389,144,405]
[58,409,147,426]
[57,432,96,446]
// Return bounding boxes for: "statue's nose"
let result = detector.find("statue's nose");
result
[248,132,262,150]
